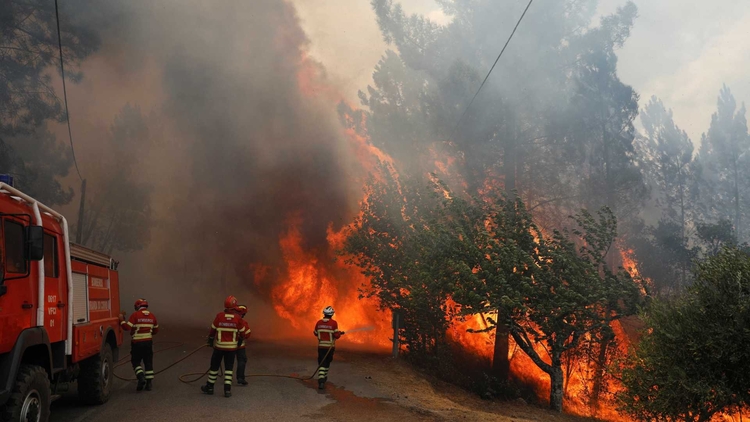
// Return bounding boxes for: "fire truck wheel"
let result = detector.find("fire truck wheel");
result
[0,364,51,422]
[78,344,113,405]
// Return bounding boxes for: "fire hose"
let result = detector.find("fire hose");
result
[178,327,372,383]
[113,342,208,382]
[177,345,334,384]
[112,342,334,384]
[114,326,372,384]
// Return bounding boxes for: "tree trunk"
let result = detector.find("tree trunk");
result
[679,175,687,287]
[492,324,510,380]
[505,137,516,193]
[589,335,611,413]
[601,119,619,270]
[75,179,87,244]
[491,122,517,381]
[563,352,575,396]
[508,327,557,409]
[733,159,741,241]
[550,361,564,412]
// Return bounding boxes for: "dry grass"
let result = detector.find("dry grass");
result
[350,353,601,422]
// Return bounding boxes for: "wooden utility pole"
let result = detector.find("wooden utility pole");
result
[75,179,87,244]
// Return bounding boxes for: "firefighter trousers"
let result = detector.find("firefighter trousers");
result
[207,349,236,391]
[131,341,154,380]
[236,348,247,382]
[317,347,335,380]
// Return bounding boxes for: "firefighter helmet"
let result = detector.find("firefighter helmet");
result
[237,305,248,316]
[134,298,148,310]
[323,306,335,317]
[224,295,238,309]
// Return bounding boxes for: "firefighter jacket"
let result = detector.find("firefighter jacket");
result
[314,318,341,348]
[121,310,159,343]
[209,311,250,351]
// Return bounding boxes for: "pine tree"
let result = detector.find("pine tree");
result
[695,85,750,243]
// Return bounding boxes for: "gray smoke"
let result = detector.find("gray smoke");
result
[63,0,368,332]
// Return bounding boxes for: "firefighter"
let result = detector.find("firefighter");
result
[235,305,250,386]
[201,296,250,398]
[119,298,159,391]
[313,306,345,389]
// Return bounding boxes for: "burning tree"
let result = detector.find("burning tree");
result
[447,197,642,412]
[344,168,644,411]
[344,166,456,359]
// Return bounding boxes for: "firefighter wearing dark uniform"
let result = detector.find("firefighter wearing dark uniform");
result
[119,298,159,391]
[235,305,250,386]
[201,296,250,398]
[313,306,345,389]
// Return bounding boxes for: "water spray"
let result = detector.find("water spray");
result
[344,325,375,334]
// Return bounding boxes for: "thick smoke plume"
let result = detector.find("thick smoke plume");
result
[62,0,381,336]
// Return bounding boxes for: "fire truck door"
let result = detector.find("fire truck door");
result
[43,231,64,343]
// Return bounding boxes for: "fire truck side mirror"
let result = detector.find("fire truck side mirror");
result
[25,225,44,261]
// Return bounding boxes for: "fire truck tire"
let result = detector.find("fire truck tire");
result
[0,364,51,422]
[78,344,113,405]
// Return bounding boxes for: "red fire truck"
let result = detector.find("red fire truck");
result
[0,180,122,421]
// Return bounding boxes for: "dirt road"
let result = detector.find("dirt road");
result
[49,330,590,422]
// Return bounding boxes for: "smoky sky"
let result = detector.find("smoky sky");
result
[61,0,368,324]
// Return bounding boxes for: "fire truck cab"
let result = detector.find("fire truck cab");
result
[0,180,122,421]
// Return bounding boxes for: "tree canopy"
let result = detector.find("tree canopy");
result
[620,247,750,421]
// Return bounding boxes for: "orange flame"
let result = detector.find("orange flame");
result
[250,55,394,349]
[257,214,391,348]
[440,247,651,420]
[284,42,750,422]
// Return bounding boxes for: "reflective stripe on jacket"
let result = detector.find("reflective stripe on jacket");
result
[314,318,340,348]
[121,310,159,343]
[209,311,249,351]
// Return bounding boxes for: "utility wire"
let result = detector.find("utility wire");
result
[450,0,534,140]
[54,0,83,181]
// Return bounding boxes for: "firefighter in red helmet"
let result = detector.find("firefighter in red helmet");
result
[235,305,250,386]
[313,306,345,389]
[201,296,249,397]
[119,298,159,391]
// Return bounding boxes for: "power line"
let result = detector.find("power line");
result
[54,0,83,181]
[450,0,534,140]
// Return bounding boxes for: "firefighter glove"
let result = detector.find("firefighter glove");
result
[207,336,214,347]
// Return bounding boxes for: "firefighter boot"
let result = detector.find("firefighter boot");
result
[224,387,232,398]
[136,373,146,392]
[237,378,248,386]
[318,378,325,389]
[145,380,153,391]
[201,383,214,395]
